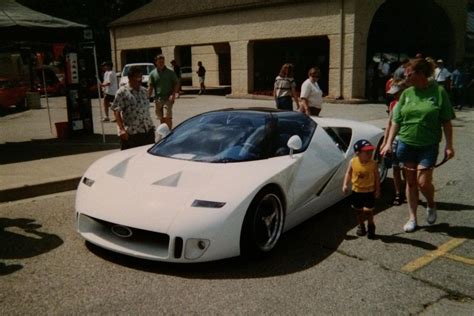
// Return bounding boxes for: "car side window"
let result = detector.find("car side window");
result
[271,113,316,157]
[323,127,352,153]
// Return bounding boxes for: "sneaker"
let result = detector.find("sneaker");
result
[356,224,366,236]
[101,117,110,122]
[392,194,403,206]
[403,219,417,233]
[367,224,376,239]
[426,207,437,225]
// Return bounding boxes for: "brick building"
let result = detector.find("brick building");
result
[109,0,467,100]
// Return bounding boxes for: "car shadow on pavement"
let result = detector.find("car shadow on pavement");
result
[1,134,120,164]
[0,217,63,276]
[86,182,402,279]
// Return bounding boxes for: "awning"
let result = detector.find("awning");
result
[0,0,87,43]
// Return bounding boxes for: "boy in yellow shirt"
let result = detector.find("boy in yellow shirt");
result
[343,139,381,239]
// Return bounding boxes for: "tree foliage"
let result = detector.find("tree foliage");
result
[16,0,152,60]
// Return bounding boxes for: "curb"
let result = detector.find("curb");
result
[0,177,81,203]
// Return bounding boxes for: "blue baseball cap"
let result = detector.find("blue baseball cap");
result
[354,139,375,153]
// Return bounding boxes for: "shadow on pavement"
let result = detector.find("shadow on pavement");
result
[0,217,63,276]
[1,134,120,164]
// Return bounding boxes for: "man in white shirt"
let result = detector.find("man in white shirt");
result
[434,59,451,91]
[100,61,118,122]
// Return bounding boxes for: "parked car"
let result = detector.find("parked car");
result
[76,108,387,263]
[119,63,155,87]
[0,77,28,109]
[34,67,66,96]
[180,66,192,85]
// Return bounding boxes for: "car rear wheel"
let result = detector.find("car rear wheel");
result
[375,138,388,183]
[240,188,284,256]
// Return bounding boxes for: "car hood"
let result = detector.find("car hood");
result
[77,147,296,233]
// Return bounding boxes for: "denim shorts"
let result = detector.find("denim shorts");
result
[396,140,439,168]
[391,138,400,167]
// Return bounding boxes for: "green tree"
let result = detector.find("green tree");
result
[16,0,151,61]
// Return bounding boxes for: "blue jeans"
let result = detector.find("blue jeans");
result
[396,140,439,168]
[275,96,293,110]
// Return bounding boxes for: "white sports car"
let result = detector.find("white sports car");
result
[76,108,387,262]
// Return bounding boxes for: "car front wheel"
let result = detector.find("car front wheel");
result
[240,188,285,256]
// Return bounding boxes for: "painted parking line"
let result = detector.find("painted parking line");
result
[444,253,474,265]
[402,238,470,273]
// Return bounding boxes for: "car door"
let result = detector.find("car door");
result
[288,124,346,222]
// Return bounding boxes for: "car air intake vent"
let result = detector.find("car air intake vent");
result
[78,214,170,259]
[174,237,183,258]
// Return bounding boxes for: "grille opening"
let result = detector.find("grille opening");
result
[174,237,183,258]
[78,214,170,259]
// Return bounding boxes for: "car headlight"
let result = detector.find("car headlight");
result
[82,177,95,187]
[184,238,210,260]
[191,200,226,208]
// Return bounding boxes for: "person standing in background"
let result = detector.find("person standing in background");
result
[100,61,118,122]
[451,62,466,110]
[148,55,178,129]
[434,59,451,92]
[299,67,323,116]
[197,61,206,95]
[112,66,155,150]
[170,59,182,98]
[273,63,299,110]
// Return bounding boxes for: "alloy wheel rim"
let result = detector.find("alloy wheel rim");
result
[253,193,283,251]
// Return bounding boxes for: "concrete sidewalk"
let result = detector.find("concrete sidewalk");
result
[0,94,406,202]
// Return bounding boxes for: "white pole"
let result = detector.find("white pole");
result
[92,44,105,143]
[42,66,53,134]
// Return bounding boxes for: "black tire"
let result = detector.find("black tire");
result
[240,187,285,257]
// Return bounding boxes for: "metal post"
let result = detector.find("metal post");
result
[92,44,105,143]
[42,66,53,134]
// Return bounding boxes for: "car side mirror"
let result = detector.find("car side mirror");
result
[155,123,170,142]
[287,135,302,157]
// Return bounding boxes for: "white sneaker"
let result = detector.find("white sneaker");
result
[403,219,417,232]
[426,207,437,225]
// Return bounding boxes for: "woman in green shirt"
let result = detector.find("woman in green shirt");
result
[381,58,455,233]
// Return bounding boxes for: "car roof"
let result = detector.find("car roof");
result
[210,107,298,115]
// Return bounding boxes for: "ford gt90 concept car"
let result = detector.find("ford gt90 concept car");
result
[76,108,386,262]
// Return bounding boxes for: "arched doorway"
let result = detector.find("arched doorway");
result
[367,0,453,61]
[366,0,454,100]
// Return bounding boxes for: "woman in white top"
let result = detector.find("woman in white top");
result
[273,63,299,110]
[299,67,323,116]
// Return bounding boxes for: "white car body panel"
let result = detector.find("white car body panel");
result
[76,112,384,262]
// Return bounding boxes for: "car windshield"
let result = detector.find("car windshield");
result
[123,65,154,76]
[149,110,316,163]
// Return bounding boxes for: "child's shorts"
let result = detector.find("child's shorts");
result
[351,192,375,210]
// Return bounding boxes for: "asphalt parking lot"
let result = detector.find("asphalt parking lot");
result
[0,95,473,314]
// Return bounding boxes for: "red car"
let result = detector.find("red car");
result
[35,68,66,96]
[0,77,28,109]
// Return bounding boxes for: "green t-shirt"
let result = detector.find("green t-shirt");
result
[393,82,455,147]
[148,67,178,99]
